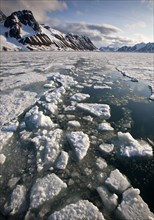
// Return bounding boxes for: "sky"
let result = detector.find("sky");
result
[1,0,154,48]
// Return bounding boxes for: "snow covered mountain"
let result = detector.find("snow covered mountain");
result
[99,46,117,52]
[0,10,97,51]
[100,42,154,53]
[117,42,154,52]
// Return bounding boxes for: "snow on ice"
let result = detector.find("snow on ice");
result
[48,200,105,220]
[105,169,130,194]
[67,131,90,160]
[77,103,111,119]
[30,174,67,209]
[118,132,153,157]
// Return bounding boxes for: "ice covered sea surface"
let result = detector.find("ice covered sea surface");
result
[0,52,154,220]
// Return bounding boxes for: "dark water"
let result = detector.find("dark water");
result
[82,73,154,212]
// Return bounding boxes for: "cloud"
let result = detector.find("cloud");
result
[56,22,122,35]
[125,21,146,30]
[141,0,154,9]
[133,33,150,43]
[55,22,128,47]
[1,0,67,22]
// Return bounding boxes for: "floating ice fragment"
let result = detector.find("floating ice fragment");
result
[25,106,56,130]
[5,185,26,215]
[118,132,153,157]
[70,93,90,101]
[105,169,130,194]
[96,158,107,170]
[116,187,154,220]
[99,143,114,154]
[83,115,93,122]
[77,103,111,119]
[32,129,63,170]
[67,120,81,128]
[30,174,67,209]
[55,151,69,170]
[0,154,6,164]
[94,85,112,89]
[48,200,105,220]
[98,122,114,131]
[97,186,118,212]
[67,131,90,160]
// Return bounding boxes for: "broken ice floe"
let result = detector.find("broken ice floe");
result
[30,173,67,209]
[77,103,111,119]
[94,85,112,89]
[70,92,90,101]
[55,150,69,170]
[96,158,107,170]
[32,129,63,171]
[48,200,105,220]
[4,185,26,215]
[67,120,81,128]
[0,153,6,164]
[99,143,114,154]
[118,132,153,157]
[98,122,114,131]
[24,106,56,130]
[97,186,118,212]
[67,131,90,160]
[105,169,130,194]
[116,187,154,220]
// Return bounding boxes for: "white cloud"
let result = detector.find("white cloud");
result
[1,0,67,22]
[133,33,150,43]
[141,0,154,9]
[125,21,146,30]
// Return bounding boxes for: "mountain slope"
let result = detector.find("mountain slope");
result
[0,10,97,51]
[118,42,154,52]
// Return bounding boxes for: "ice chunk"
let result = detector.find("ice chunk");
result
[98,122,114,131]
[105,169,130,194]
[77,103,111,119]
[0,130,13,151]
[67,120,81,128]
[64,105,76,112]
[5,185,26,214]
[32,129,63,170]
[149,93,154,101]
[99,143,114,154]
[44,86,66,104]
[48,200,105,220]
[55,151,69,170]
[0,154,6,164]
[118,132,153,157]
[2,121,19,132]
[116,187,154,220]
[97,186,118,212]
[40,102,58,115]
[96,158,107,170]
[70,93,90,101]
[25,106,55,130]
[67,131,90,160]
[83,115,93,122]
[94,85,112,89]
[30,174,67,209]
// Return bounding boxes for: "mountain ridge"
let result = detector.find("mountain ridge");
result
[100,42,154,52]
[0,10,97,51]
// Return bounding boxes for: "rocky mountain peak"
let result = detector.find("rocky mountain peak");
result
[0,10,6,22]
